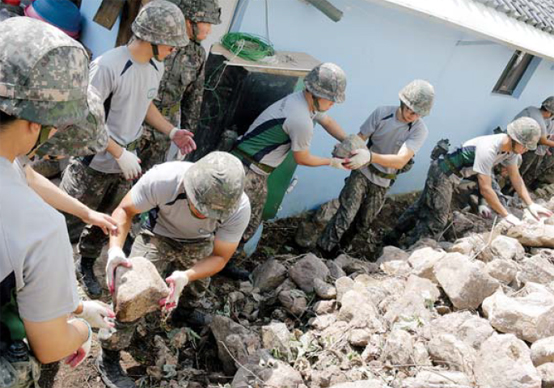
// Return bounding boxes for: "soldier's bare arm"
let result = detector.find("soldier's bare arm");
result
[182,239,240,282]
[477,173,509,217]
[370,144,415,170]
[109,192,141,250]
[319,115,347,142]
[505,163,534,206]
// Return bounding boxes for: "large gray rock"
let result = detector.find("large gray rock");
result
[251,258,287,293]
[210,316,261,374]
[491,235,525,261]
[482,286,554,343]
[381,329,414,365]
[517,255,554,285]
[114,256,169,322]
[531,337,554,367]
[383,292,433,325]
[335,276,355,303]
[427,333,476,375]
[261,322,292,359]
[407,247,445,283]
[404,275,440,303]
[313,278,337,299]
[537,363,554,388]
[376,246,409,265]
[486,259,518,284]
[332,134,367,159]
[507,223,554,248]
[313,300,337,315]
[278,289,308,316]
[425,311,494,350]
[434,252,500,310]
[295,200,339,249]
[289,253,330,293]
[380,260,411,276]
[338,289,382,330]
[475,334,541,388]
[231,350,303,388]
[402,370,472,388]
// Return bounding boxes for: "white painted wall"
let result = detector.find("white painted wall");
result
[233,0,554,218]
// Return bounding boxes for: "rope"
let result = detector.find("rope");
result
[220,32,275,62]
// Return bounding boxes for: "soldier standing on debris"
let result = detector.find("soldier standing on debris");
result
[138,0,221,171]
[60,0,192,298]
[225,62,349,278]
[508,96,554,190]
[388,117,553,247]
[316,80,435,257]
[0,18,119,386]
[95,152,250,388]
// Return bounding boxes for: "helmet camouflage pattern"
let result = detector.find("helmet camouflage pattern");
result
[183,152,245,220]
[507,117,541,151]
[132,0,189,47]
[168,0,221,24]
[398,79,435,117]
[0,17,89,127]
[304,63,346,104]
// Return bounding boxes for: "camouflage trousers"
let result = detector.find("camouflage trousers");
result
[395,160,457,244]
[539,152,554,184]
[30,157,68,179]
[242,167,269,242]
[317,170,388,252]
[519,151,545,189]
[137,124,172,173]
[59,157,131,256]
[99,230,213,351]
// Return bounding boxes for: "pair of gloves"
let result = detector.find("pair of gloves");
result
[115,128,196,180]
[106,247,189,312]
[329,149,372,171]
[479,202,552,226]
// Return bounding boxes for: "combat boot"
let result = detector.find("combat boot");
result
[78,256,102,298]
[96,349,136,388]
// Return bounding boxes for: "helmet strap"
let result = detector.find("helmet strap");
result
[191,21,200,42]
[151,43,161,61]
[27,125,54,158]
[312,94,322,112]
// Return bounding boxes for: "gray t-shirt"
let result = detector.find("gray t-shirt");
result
[89,46,164,173]
[234,91,326,175]
[514,106,553,156]
[359,106,428,188]
[131,162,251,243]
[0,157,79,322]
[459,134,518,177]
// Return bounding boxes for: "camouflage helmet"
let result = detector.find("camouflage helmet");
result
[36,85,109,157]
[183,152,245,220]
[0,17,89,127]
[170,0,222,24]
[304,63,346,104]
[132,0,189,47]
[507,117,541,151]
[542,96,554,114]
[398,80,435,117]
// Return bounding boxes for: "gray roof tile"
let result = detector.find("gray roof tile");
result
[474,0,554,35]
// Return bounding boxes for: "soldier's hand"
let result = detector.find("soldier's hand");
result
[115,149,142,180]
[346,149,372,170]
[160,271,189,312]
[528,203,553,220]
[503,214,522,226]
[65,318,92,368]
[83,209,119,236]
[76,300,115,329]
[478,204,492,219]
[329,157,349,170]
[106,247,132,295]
[170,127,196,155]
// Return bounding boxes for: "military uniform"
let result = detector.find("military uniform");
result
[99,160,250,351]
[396,133,519,244]
[138,41,206,171]
[318,106,428,252]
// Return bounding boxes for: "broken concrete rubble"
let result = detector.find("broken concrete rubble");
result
[289,253,330,293]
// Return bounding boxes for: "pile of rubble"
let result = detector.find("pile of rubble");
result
[130,196,554,388]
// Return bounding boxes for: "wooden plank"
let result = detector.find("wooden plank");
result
[93,0,125,30]
[115,0,149,47]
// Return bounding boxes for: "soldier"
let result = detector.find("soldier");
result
[95,152,250,388]
[316,80,435,257]
[225,62,349,276]
[0,18,118,386]
[60,0,193,298]
[388,117,552,246]
[508,96,554,190]
[138,0,221,171]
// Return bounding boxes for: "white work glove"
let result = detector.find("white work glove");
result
[75,300,115,329]
[528,203,553,221]
[504,214,522,226]
[106,247,133,295]
[478,204,492,219]
[65,318,92,368]
[329,157,349,170]
[115,149,142,180]
[169,127,196,155]
[346,148,372,170]
[160,271,189,312]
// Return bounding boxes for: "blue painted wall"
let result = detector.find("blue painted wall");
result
[80,0,120,59]
[233,0,554,218]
